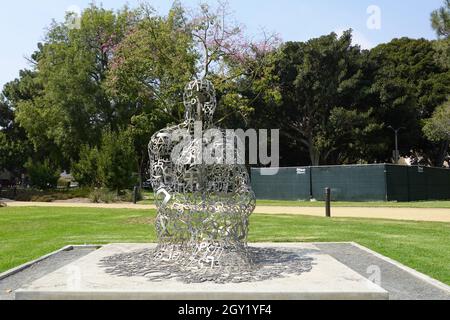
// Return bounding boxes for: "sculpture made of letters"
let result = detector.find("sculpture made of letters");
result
[148,79,256,276]
[100,80,313,284]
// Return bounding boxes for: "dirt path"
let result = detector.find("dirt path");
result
[5,201,155,210]
[4,201,450,223]
[254,206,450,223]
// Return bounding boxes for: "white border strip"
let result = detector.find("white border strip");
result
[0,245,101,281]
[350,242,450,293]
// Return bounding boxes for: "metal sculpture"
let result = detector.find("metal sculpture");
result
[148,79,256,272]
[100,79,314,283]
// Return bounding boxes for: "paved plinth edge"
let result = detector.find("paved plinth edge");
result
[15,243,388,300]
[316,242,450,300]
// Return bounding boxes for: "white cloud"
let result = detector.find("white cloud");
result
[335,28,375,50]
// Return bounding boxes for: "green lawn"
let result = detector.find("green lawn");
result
[139,196,450,208]
[0,206,449,285]
[139,191,450,207]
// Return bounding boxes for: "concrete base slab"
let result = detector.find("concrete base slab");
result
[15,243,388,300]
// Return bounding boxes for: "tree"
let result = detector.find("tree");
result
[71,145,100,187]
[369,38,450,166]
[186,0,252,79]
[431,0,450,38]
[0,85,33,176]
[106,4,196,122]
[25,159,60,190]
[423,99,450,165]
[97,130,136,192]
[326,107,383,164]
[14,5,140,167]
[183,1,281,130]
[105,4,197,184]
[432,1,450,70]
[259,31,376,165]
[0,97,13,130]
[126,112,167,187]
[0,132,30,177]
[424,99,450,141]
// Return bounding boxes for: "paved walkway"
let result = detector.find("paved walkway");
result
[254,206,450,223]
[3,201,450,223]
[4,201,155,210]
[315,243,450,300]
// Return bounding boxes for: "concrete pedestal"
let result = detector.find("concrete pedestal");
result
[15,243,388,300]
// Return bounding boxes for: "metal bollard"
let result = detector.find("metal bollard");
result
[133,186,138,204]
[325,187,331,218]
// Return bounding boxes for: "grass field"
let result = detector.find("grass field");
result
[139,195,450,208]
[0,206,449,285]
[255,200,450,208]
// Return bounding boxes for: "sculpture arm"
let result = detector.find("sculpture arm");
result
[148,129,177,207]
[148,123,191,207]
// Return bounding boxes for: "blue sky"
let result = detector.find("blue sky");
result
[0,0,443,89]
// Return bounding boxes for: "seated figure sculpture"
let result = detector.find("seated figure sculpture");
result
[100,80,312,284]
[148,79,256,274]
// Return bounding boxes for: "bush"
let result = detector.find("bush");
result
[0,187,93,202]
[97,130,136,192]
[89,188,119,204]
[119,188,142,203]
[72,146,100,187]
[25,160,60,190]
[88,188,141,203]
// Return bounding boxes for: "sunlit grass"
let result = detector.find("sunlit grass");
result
[0,206,449,285]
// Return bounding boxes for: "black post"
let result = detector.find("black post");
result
[325,187,331,218]
[133,186,138,204]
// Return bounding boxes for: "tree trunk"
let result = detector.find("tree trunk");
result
[435,140,449,167]
[308,138,321,166]
[137,156,144,189]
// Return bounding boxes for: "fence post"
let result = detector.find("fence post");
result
[325,187,331,218]
[133,186,138,204]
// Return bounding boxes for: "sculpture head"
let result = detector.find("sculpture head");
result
[183,79,216,124]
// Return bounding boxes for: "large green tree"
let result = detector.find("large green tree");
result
[368,38,450,166]
[105,4,197,184]
[257,31,379,166]
[0,75,34,176]
[13,5,139,167]
[106,4,196,121]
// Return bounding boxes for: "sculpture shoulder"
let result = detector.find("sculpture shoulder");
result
[149,123,188,154]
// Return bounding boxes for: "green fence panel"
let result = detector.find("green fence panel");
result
[424,167,450,200]
[311,165,387,201]
[407,166,428,201]
[251,167,311,201]
[383,165,408,201]
[251,164,450,202]
[386,165,450,201]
